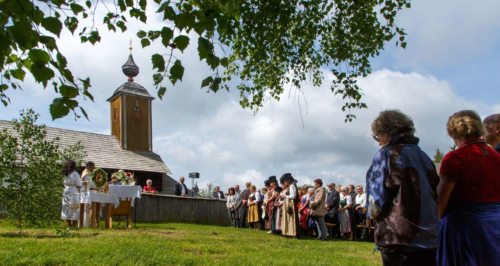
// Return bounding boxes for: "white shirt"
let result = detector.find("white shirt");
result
[355,193,367,208]
[287,184,297,200]
[64,171,82,188]
[181,183,186,195]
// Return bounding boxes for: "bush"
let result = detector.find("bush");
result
[0,109,86,228]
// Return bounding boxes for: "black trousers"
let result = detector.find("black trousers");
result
[381,248,436,266]
[239,206,248,228]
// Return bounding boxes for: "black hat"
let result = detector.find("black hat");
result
[268,176,277,184]
[280,173,294,183]
[264,179,271,186]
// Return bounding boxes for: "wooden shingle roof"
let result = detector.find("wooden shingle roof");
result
[0,120,171,174]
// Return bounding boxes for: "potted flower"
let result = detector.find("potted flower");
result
[111,170,135,185]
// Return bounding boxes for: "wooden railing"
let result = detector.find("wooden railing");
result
[132,193,230,226]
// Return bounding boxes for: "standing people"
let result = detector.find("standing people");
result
[80,161,95,191]
[338,186,352,240]
[280,173,299,237]
[233,185,242,227]
[437,110,500,266]
[61,160,82,227]
[174,176,189,196]
[366,110,439,266]
[298,186,311,234]
[325,183,340,239]
[226,187,239,227]
[265,176,278,232]
[239,182,251,228]
[483,113,500,152]
[247,185,261,229]
[310,178,327,240]
[212,186,225,199]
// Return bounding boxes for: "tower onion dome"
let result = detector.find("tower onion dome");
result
[122,54,139,82]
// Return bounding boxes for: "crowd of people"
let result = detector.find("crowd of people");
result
[60,109,499,265]
[220,110,499,265]
[224,177,369,241]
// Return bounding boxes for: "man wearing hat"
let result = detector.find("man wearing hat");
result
[325,182,340,238]
[310,178,328,240]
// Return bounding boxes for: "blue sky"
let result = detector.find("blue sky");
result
[1,0,499,191]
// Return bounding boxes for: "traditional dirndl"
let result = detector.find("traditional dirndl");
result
[438,202,500,266]
[281,198,297,236]
[247,204,260,223]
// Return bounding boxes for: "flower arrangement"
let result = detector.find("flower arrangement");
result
[91,168,108,188]
[111,169,135,185]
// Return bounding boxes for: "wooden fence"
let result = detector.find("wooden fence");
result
[132,193,230,226]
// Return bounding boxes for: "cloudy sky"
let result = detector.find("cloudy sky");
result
[1,0,499,191]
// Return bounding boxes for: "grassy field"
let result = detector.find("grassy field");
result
[0,220,381,266]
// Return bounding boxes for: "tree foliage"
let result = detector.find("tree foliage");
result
[0,109,86,228]
[0,0,410,121]
[432,148,444,164]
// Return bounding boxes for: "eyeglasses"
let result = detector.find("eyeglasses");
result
[372,134,380,142]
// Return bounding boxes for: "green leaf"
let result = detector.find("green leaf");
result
[158,86,167,99]
[29,49,50,65]
[31,65,54,83]
[141,38,150,47]
[201,76,213,88]
[197,37,213,60]
[139,0,147,10]
[137,30,147,38]
[56,53,67,68]
[41,17,63,37]
[70,3,84,14]
[40,36,57,51]
[60,85,79,98]
[161,27,173,48]
[151,54,165,72]
[169,60,184,85]
[173,35,189,52]
[10,68,25,81]
[50,98,70,119]
[220,57,229,67]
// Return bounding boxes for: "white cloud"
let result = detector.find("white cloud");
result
[392,0,500,68]
[1,2,498,195]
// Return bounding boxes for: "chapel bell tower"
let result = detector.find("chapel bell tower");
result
[107,48,154,151]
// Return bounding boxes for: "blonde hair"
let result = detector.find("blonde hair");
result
[447,110,484,140]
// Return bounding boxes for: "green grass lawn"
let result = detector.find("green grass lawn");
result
[0,220,381,265]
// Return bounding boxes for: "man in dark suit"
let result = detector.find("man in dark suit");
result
[212,186,225,199]
[174,176,189,196]
[239,182,251,228]
[325,182,340,238]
